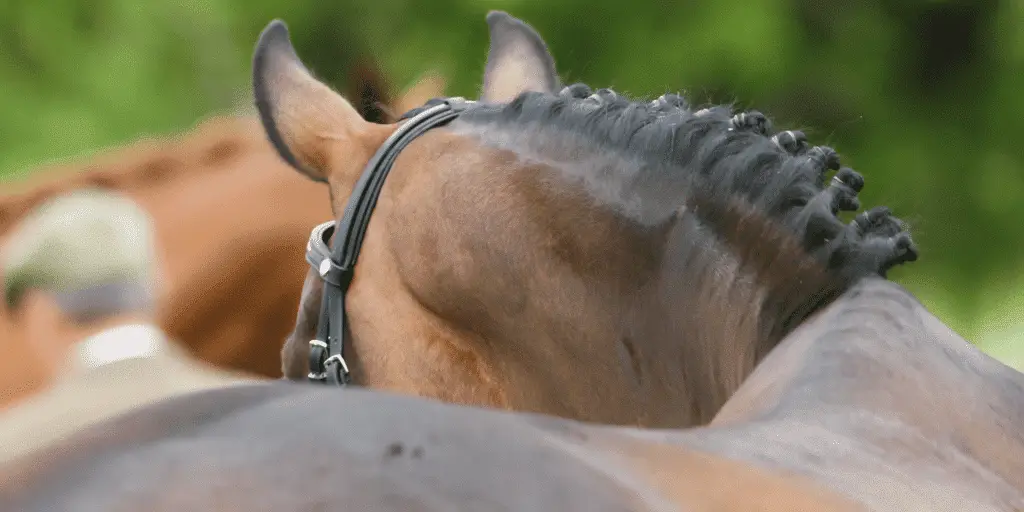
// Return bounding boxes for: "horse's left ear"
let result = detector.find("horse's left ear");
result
[252,20,370,183]
[481,11,560,103]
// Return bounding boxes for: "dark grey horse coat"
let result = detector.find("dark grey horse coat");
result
[2,279,1022,512]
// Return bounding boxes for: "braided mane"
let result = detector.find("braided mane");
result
[449,84,915,270]
[438,84,917,353]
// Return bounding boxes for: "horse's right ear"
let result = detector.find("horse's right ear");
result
[481,11,560,103]
[252,20,369,183]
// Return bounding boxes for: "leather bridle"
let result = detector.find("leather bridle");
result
[303,97,475,385]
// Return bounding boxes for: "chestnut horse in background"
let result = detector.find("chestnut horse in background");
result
[0,12,1020,511]
[0,63,446,386]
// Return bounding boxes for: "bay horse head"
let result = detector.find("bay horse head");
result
[254,11,917,426]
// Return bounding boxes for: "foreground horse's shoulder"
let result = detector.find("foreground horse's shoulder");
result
[713,278,930,421]
[711,277,1024,507]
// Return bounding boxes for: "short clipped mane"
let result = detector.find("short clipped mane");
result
[425,84,917,353]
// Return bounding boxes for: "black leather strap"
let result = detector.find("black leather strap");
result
[306,97,474,385]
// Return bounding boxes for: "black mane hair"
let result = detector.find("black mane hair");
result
[410,84,917,282]
[403,86,917,349]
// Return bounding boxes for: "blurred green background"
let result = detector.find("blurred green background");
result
[1,0,1022,368]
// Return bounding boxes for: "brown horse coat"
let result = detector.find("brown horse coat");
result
[1,279,1021,511]
[262,12,918,428]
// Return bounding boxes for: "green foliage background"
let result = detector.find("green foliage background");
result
[2,0,1022,367]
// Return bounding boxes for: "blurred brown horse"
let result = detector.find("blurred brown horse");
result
[0,63,446,390]
[270,12,916,427]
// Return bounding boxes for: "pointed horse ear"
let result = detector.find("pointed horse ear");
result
[252,20,370,183]
[481,11,560,103]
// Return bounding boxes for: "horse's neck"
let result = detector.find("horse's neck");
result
[651,196,842,425]
[715,278,1024,495]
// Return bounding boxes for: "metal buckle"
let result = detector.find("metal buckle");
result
[323,354,351,386]
[324,354,350,374]
[307,339,328,381]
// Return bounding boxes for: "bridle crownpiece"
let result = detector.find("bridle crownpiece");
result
[303,97,475,385]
